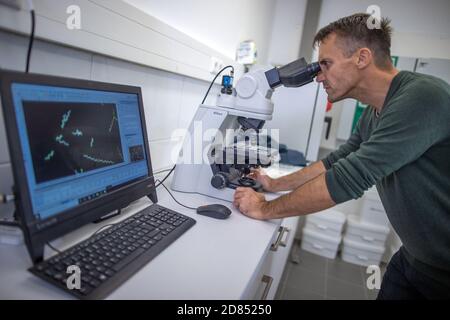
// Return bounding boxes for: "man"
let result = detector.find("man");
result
[233,13,450,299]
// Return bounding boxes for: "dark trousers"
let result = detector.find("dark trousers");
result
[377,247,450,300]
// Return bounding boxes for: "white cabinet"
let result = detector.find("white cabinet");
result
[415,58,450,84]
[245,216,299,300]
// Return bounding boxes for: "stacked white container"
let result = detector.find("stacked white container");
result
[341,188,391,266]
[341,215,390,266]
[301,209,346,259]
[360,187,390,226]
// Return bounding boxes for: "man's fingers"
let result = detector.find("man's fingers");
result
[236,187,252,193]
[234,193,244,201]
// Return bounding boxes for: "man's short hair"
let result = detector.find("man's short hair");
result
[313,13,393,69]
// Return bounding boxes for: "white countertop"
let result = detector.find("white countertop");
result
[0,164,301,299]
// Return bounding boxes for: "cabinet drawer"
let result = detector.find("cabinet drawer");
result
[244,217,299,300]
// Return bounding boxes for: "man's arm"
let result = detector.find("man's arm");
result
[264,173,335,218]
[258,115,365,192]
[233,172,335,220]
[268,161,326,191]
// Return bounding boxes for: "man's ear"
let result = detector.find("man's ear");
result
[355,48,372,69]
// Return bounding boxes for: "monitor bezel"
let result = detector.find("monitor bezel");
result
[0,70,158,263]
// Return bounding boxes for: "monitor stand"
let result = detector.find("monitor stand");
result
[92,208,122,224]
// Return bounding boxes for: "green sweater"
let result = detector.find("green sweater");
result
[322,71,450,286]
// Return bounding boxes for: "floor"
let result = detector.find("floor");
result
[275,239,387,300]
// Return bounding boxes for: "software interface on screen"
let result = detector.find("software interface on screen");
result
[11,83,149,220]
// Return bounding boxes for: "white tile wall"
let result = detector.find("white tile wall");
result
[29,41,93,80]
[0,31,29,71]
[0,163,14,218]
[0,30,221,203]
[149,138,183,171]
[178,77,215,130]
[91,55,183,141]
[0,163,13,195]
[0,99,10,164]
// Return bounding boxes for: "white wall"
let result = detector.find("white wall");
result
[314,0,450,61]
[125,0,277,65]
[266,0,308,66]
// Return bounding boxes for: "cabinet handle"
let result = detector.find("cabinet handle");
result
[279,227,291,247]
[260,275,273,300]
[357,254,369,261]
[369,206,385,213]
[362,235,375,242]
[316,223,328,230]
[270,226,287,251]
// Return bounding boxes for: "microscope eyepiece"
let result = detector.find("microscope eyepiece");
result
[308,62,321,77]
[265,58,320,89]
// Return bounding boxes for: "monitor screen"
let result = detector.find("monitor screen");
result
[10,83,149,220]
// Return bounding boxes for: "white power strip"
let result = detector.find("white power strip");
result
[0,225,24,245]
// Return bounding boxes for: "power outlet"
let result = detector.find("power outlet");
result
[0,0,21,10]
[209,56,224,74]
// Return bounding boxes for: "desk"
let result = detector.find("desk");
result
[0,165,301,299]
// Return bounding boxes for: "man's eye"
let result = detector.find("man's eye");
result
[321,61,331,69]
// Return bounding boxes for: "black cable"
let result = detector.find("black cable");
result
[155,165,176,188]
[153,167,173,176]
[44,223,117,257]
[156,179,196,210]
[91,223,117,237]
[45,223,116,256]
[201,65,234,104]
[46,241,62,254]
[26,9,36,73]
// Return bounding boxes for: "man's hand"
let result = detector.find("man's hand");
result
[248,168,277,192]
[233,187,268,220]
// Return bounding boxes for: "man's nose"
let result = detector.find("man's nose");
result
[316,71,325,83]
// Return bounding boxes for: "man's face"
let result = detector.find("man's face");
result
[316,33,360,102]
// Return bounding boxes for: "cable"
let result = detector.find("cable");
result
[201,65,234,104]
[155,179,196,210]
[91,223,117,237]
[25,7,35,73]
[153,167,173,176]
[155,165,176,188]
[45,223,117,256]
[46,241,62,254]
[43,223,117,257]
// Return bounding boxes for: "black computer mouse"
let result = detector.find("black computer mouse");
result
[196,204,232,219]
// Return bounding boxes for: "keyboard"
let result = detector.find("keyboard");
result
[29,204,196,299]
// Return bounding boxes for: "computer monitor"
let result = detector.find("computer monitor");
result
[0,71,157,263]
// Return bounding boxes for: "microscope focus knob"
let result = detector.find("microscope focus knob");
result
[211,172,228,189]
[236,75,257,98]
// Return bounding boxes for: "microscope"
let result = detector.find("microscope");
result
[171,58,320,202]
